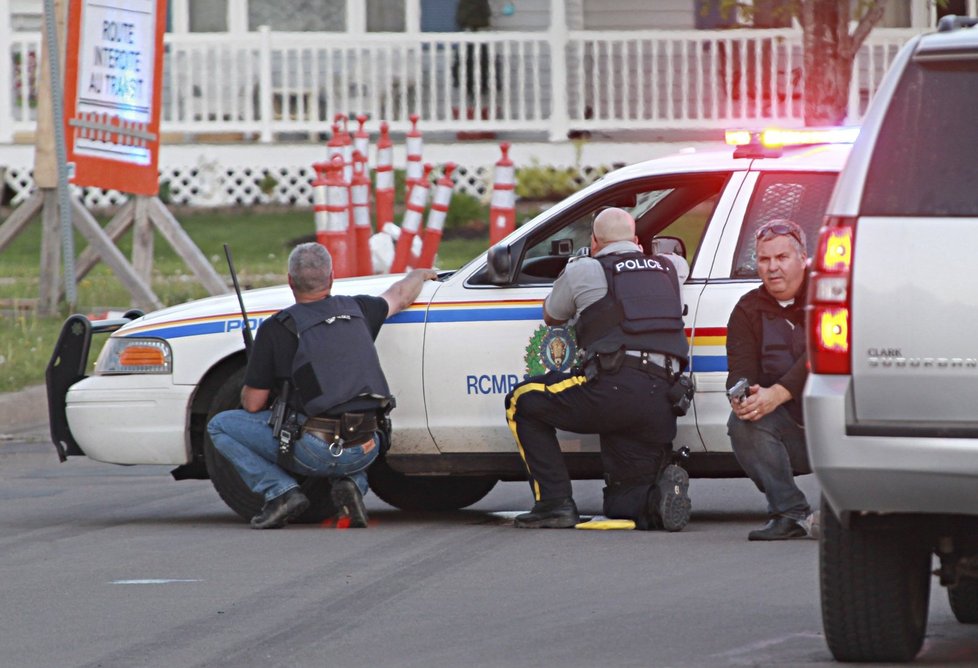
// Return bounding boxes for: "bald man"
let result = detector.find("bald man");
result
[505,208,693,530]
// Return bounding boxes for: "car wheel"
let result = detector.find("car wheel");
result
[820,498,932,662]
[203,366,336,523]
[948,576,978,624]
[368,456,497,511]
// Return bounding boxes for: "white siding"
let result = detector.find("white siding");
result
[583,0,693,30]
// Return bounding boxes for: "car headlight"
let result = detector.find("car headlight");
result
[95,337,172,375]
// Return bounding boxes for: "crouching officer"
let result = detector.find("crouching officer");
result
[207,242,437,529]
[505,208,693,530]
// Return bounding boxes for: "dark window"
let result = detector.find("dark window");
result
[862,59,978,216]
[732,172,838,277]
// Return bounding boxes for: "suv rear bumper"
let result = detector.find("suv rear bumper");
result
[804,374,978,517]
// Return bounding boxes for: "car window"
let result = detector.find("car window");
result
[731,172,838,278]
[514,176,727,284]
[862,59,978,216]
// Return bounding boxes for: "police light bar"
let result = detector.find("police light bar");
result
[725,127,859,158]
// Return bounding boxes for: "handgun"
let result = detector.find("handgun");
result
[726,377,750,403]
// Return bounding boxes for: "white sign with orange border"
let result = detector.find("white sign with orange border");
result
[64,0,166,196]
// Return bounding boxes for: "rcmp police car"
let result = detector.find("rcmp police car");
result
[47,128,852,521]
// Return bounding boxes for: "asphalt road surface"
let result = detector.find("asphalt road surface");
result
[2,421,977,668]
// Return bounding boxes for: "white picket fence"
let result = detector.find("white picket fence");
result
[1,27,918,143]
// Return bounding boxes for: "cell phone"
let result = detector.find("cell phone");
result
[726,377,750,402]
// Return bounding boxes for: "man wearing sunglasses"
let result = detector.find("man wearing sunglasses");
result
[505,207,692,531]
[726,219,817,541]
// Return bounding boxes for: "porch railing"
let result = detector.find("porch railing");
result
[1,27,919,144]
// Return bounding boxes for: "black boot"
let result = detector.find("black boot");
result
[748,516,807,541]
[514,497,580,528]
[331,478,368,528]
[250,488,310,529]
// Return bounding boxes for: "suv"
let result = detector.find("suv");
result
[49,129,849,523]
[804,16,978,663]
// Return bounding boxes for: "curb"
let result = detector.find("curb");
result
[0,384,48,432]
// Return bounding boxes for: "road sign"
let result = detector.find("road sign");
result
[63,0,166,195]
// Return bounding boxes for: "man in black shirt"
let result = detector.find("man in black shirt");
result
[726,220,815,541]
[208,242,437,529]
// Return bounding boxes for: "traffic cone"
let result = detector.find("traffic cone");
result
[405,113,424,194]
[418,163,456,269]
[375,121,395,231]
[391,163,432,274]
[489,142,516,245]
[320,155,354,278]
[351,150,373,276]
[353,114,370,164]
[334,113,354,183]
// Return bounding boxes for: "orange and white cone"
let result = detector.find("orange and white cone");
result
[489,142,516,246]
[353,114,370,165]
[351,150,374,276]
[391,163,432,273]
[375,121,395,230]
[320,155,354,278]
[405,113,424,194]
[418,163,456,269]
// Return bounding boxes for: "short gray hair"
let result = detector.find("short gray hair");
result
[754,219,807,256]
[288,242,333,293]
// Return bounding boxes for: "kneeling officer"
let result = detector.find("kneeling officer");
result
[208,242,437,529]
[505,208,693,530]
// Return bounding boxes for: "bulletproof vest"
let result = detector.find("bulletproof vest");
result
[760,311,806,382]
[277,296,391,417]
[576,252,688,366]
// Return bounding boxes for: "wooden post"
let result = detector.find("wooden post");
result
[38,189,62,315]
[147,197,228,295]
[69,199,162,311]
[132,196,154,282]
[548,0,570,142]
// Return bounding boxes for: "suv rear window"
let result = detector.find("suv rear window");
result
[862,59,978,216]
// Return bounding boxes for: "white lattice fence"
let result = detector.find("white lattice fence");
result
[3,163,607,209]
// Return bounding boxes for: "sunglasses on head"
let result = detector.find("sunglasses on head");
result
[755,222,803,246]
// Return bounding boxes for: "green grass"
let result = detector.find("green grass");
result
[0,208,491,393]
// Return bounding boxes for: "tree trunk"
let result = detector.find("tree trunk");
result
[800,0,887,126]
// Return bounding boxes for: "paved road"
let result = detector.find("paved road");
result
[2,421,977,668]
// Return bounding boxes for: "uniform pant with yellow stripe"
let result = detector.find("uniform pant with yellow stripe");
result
[505,366,676,513]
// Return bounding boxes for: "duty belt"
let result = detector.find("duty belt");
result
[587,349,677,381]
[302,413,378,453]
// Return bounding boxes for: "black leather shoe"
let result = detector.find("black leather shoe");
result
[514,497,580,528]
[250,488,310,529]
[748,516,807,541]
[331,478,368,528]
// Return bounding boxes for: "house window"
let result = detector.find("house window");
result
[190,0,228,32]
[249,0,346,31]
[368,0,407,31]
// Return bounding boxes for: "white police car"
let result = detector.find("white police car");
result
[48,128,852,521]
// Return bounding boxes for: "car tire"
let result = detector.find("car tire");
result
[820,498,932,663]
[948,577,978,624]
[203,366,336,523]
[368,456,497,511]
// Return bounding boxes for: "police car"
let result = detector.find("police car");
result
[47,127,852,522]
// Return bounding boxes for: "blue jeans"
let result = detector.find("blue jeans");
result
[207,409,379,503]
[727,406,811,521]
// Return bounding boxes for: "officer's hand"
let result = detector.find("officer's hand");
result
[735,384,790,422]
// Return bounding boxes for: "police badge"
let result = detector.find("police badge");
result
[523,325,579,377]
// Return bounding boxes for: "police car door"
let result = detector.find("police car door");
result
[422,171,741,461]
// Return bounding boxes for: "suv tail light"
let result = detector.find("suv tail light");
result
[807,216,855,374]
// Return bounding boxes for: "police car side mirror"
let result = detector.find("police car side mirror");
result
[650,235,686,259]
[487,243,514,285]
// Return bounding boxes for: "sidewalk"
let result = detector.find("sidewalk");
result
[0,384,48,433]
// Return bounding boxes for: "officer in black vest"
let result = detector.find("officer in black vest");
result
[208,243,437,529]
[505,208,692,530]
